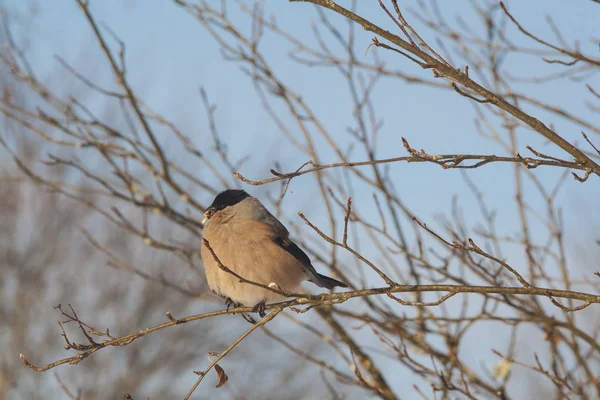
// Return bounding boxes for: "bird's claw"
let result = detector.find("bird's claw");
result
[225,297,236,311]
[252,301,267,318]
[242,313,257,324]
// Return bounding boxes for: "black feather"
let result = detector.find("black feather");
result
[314,273,348,289]
[207,189,250,212]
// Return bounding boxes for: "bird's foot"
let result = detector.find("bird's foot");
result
[252,301,267,318]
[225,297,236,311]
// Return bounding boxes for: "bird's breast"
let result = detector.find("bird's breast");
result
[200,219,306,305]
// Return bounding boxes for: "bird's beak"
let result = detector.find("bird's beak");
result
[202,216,208,225]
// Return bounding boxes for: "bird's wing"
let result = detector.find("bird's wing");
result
[272,235,332,287]
[238,218,311,269]
[237,219,344,289]
[258,212,290,236]
[272,236,313,269]
[242,219,321,282]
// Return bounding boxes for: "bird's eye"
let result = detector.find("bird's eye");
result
[202,209,215,225]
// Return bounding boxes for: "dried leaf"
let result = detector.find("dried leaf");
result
[215,363,228,388]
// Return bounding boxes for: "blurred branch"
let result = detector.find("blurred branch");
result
[499,2,600,67]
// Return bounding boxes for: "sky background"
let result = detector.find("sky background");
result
[11,0,594,273]
[12,0,597,221]
[4,0,600,398]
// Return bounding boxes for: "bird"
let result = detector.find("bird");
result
[200,189,347,319]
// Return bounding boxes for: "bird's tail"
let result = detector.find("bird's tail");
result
[312,273,348,290]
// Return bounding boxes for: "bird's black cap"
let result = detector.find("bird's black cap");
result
[207,189,250,212]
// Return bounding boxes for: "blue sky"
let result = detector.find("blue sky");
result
[5,0,600,398]
[14,0,597,222]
